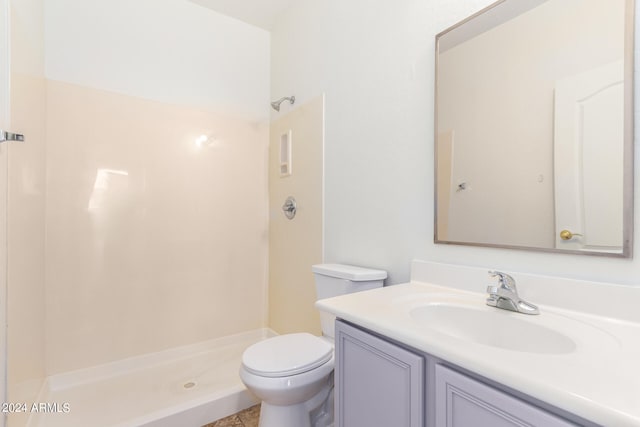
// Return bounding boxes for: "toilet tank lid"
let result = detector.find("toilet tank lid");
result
[312,264,387,281]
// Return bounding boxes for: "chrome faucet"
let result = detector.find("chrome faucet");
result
[486,271,539,315]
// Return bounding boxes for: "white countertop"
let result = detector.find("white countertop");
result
[316,273,640,427]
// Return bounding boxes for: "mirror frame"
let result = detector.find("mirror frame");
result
[434,0,635,257]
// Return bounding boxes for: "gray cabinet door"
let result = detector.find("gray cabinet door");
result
[435,364,578,427]
[335,320,424,427]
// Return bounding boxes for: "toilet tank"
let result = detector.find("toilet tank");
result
[312,264,387,339]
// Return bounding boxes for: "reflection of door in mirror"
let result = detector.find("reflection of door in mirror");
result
[554,61,624,252]
[434,0,632,256]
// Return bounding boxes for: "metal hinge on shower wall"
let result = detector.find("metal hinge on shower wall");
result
[0,129,25,143]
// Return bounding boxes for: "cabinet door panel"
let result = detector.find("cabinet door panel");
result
[435,364,577,427]
[335,320,424,427]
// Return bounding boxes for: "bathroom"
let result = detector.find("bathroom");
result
[0,0,638,426]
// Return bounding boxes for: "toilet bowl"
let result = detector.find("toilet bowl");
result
[240,333,335,427]
[239,264,387,427]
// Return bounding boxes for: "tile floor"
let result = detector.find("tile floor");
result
[203,404,260,427]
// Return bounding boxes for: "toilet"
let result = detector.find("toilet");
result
[239,264,387,427]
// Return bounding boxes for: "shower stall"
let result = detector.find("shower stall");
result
[1,0,274,425]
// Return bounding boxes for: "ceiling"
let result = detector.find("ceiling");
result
[187,0,296,31]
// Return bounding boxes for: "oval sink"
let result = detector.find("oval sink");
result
[410,303,577,354]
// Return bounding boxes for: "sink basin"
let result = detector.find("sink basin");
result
[410,303,576,354]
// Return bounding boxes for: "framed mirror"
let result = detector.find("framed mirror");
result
[434,0,634,257]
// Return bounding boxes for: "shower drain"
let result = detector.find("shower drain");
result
[183,381,197,389]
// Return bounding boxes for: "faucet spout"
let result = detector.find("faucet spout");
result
[486,271,539,315]
[516,300,539,315]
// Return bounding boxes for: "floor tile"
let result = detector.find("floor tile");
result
[203,405,260,427]
[237,404,260,427]
[202,414,242,427]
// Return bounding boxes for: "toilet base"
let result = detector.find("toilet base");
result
[259,402,312,427]
[257,376,334,427]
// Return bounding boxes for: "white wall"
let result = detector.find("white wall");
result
[0,0,9,418]
[272,0,640,286]
[268,96,324,335]
[6,0,47,424]
[43,0,271,374]
[45,0,270,121]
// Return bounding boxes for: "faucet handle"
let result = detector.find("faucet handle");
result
[488,270,517,291]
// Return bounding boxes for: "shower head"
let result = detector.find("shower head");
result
[271,96,295,112]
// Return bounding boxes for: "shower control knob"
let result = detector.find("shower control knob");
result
[282,197,297,220]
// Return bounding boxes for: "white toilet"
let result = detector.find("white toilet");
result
[239,263,387,427]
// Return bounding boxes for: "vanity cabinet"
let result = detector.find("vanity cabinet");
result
[335,320,593,427]
[435,364,577,427]
[335,320,424,427]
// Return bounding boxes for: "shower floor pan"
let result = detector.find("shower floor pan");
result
[29,329,272,427]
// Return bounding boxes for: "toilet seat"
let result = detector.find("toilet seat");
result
[242,333,333,378]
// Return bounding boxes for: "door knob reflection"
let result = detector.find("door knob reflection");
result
[559,230,583,240]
